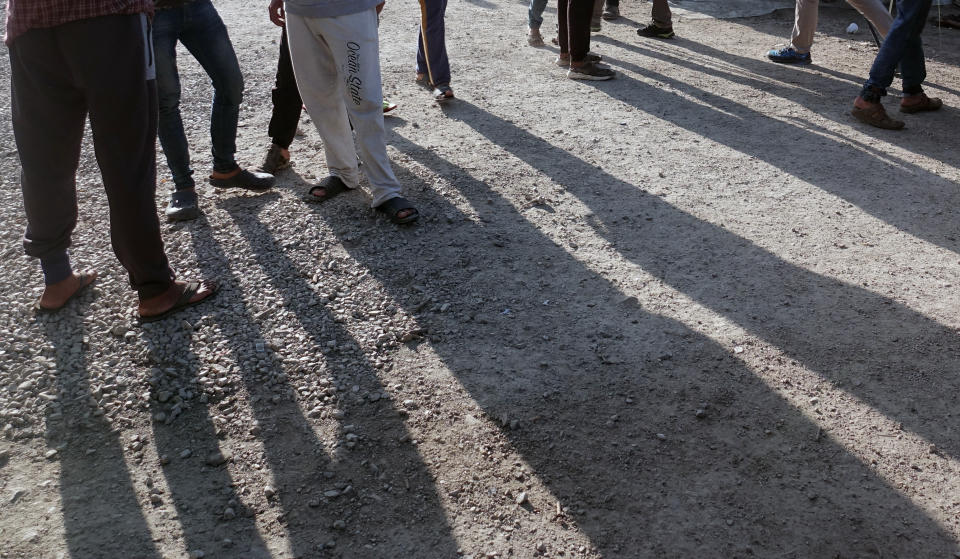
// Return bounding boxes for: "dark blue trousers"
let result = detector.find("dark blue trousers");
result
[416,0,451,86]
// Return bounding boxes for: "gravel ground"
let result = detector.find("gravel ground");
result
[2,1,960,558]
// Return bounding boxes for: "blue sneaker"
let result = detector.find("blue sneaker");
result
[767,46,811,64]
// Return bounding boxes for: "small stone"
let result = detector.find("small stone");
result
[149,494,163,505]
[9,488,27,504]
[264,486,276,499]
[536,541,547,553]
[368,393,381,403]
[402,399,418,409]
[324,489,341,498]
[205,450,231,467]
[44,449,58,460]
[308,499,320,508]
[223,507,236,520]
[111,324,129,337]
[695,409,706,419]
[656,433,667,441]
[159,455,171,465]
[189,551,205,559]
[332,520,346,530]
[325,540,337,549]
[180,449,192,459]
[515,492,528,505]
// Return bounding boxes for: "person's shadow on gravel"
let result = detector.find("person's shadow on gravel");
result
[39,308,162,559]
[174,194,460,559]
[334,116,960,556]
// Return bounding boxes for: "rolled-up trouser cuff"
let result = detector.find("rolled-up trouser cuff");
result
[40,251,72,286]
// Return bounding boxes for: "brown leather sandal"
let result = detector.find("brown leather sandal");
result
[900,93,943,114]
[851,103,905,130]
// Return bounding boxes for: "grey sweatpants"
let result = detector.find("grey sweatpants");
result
[285,8,402,207]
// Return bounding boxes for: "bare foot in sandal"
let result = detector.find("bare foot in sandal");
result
[138,280,218,322]
[37,270,98,311]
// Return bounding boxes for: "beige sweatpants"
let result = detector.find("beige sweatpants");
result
[791,0,892,52]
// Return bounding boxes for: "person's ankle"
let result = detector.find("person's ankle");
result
[210,167,241,179]
[854,96,879,109]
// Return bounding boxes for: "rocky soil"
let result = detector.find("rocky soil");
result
[2,1,960,558]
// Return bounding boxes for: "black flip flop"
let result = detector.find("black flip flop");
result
[375,196,420,224]
[34,271,97,312]
[138,280,218,324]
[303,176,352,203]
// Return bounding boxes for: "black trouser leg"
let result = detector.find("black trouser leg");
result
[268,28,303,150]
[558,0,593,61]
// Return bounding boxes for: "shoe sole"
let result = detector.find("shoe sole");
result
[166,208,201,222]
[567,71,616,81]
[768,58,811,64]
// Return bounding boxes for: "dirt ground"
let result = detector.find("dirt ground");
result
[2,1,960,558]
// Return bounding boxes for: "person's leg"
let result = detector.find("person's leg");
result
[305,10,405,208]
[896,0,932,96]
[152,7,196,192]
[569,0,595,62]
[68,14,176,299]
[591,0,604,30]
[9,28,86,289]
[177,0,244,176]
[268,28,303,150]
[848,0,894,37]
[558,0,570,55]
[603,0,620,20]
[285,12,363,191]
[860,0,931,99]
[529,0,549,29]
[791,0,819,53]
[416,0,451,87]
[652,0,673,27]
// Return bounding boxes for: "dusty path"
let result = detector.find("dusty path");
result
[2,1,960,558]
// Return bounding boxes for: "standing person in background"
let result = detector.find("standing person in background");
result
[416,0,455,102]
[557,0,616,80]
[852,0,941,129]
[154,0,275,222]
[276,0,419,224]
[6,0,217,319]
[636,0,674,39]
[768,0,892,64]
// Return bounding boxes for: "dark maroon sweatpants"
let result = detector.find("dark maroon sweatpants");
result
[10,14,175,297]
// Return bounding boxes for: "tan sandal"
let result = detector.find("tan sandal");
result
[851,103,904,130]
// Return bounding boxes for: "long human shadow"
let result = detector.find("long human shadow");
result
[445,98,960,462]
[39,309,162,559]
[309,130,960,555]
[584,37,960,259]
[180,196,459,558]
[138,273,272,559]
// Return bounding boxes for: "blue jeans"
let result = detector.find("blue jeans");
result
[529,0,548,29]
[153,0,244,191]
[860,0,931,102]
